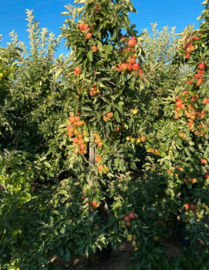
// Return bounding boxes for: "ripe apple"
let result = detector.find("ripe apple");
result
[198,63,205,70]
[127,64,132,71]
[78,24,85,31]
[85,33,92,40]
[120,63,128,71]
[83,24,90,31]
[128,38,137,47]
[132,108,138,114]
[184,203,190,210]
[72,137,78,144]
[95,155,101,162]
[132,63,140,70]
[139,69,143,74]
[185,53,190,59]
[106,112,113,118]
[124,216,130,222]
[74,67,81,74]
[97,142,103,147]
[141,136,146,142]
[92,45,98,52]
[190,204,196,211]
[126,222,131,227]
[94,5,100,12]
[67,132,73,137]
[129,212,135,220]
[67,126,74,133]
[78,134,83,139]
[129,57,136,64]
[98,165,104,172]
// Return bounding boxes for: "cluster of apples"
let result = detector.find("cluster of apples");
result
[204,171,209,179]
[174,90,207,135]
[146,148,160,155]
[184,203,197,211]
[184,178,197,185]
[94,155,109,174]
[89,83,100,97]
[78,23,93,40]
[184,35,200,59]
[67,113,88,155]
[103,112,113,122]
[200,158,208,165]
[167,166,183,177]
[120,211,139,227]
[114,36,143,75]
[93,133,103,148]
[126,135,146,144]
[81,190,101,211]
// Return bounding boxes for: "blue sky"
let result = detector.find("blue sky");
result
[0,0,204,57]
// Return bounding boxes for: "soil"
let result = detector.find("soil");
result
[53,242,134,270]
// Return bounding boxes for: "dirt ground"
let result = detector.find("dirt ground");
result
[53,242,134,270]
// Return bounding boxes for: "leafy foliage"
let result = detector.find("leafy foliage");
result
[0,0,208,269]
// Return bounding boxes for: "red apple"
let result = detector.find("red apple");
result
[124,216,130,222]
[91,45,98,52]
[132,63,140,70]
[85,33,92,40]
[184,203,190,210]
[128,38,137,47]
[74,67,81,74]
[129,212,135,220]
[198,63,205,70]
[95,155,101,162]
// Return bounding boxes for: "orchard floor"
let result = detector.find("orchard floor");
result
[54,242,134,270]
[53,240,182,270]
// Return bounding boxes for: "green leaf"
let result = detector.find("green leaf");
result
[82,106,92,111]
[87,50,93,62]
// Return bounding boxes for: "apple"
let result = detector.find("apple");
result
[129,212,135,220]
[127,64,132,71]
[97,142,103,147]
[185,54,190,59]
[72,137,78,144]
[94,5,100,12]
[67,132,73,137]
[83,24,90,31]
[67,126,74,133]
[91,45,98,52]
[85,33,92,40]
[139,69,143,74]
[128,57,136,64]
[198,63,205,70]
[124,216,130,222]
[190,204,196,211]
[78,24,85,31]
[132,63,140,70]
[128,38,137,47]
[78,134,83,139]
[184,203,190,210]
[133,108,138,114]
[95,155,101,162]
[106,112,113,118]
[141,136,146,142]
[74,67,81,74]
[203,98,209,104]
[126,222,131,227]
[120,63,128,71]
